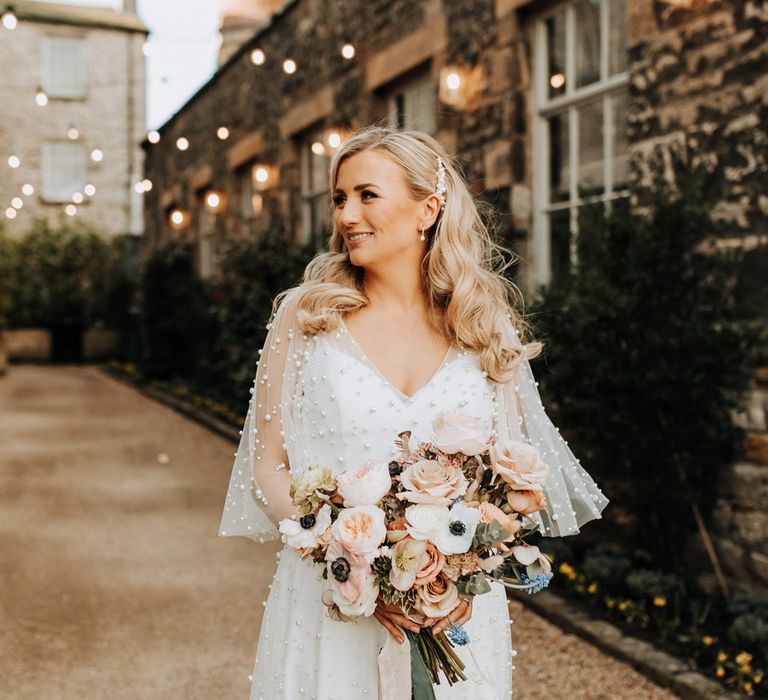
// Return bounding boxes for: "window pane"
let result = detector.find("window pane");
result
[549,112,570,204]
[578,100,604,198]
[545,10,566,99]
[549,208,572,282]
[611,92,629,191]
[42,37,86,99]
[42,142,86,202]
[609,0,628,75]
[387,75,436,134]
[575,0,601,88]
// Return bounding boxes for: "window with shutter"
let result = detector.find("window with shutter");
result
[41,142,87,203]
[42,36,87,100]
[386,72,436,135]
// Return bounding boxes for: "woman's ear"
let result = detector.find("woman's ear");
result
[420,193,442,230]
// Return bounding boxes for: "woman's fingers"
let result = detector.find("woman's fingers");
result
[373,609,406,644]
[433,598,471,634]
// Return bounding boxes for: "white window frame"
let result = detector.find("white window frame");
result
[299,130,331,247]
[386,70,437,135]
[41,142,87,203]
[532,0,629,287]
[41,36,87,100]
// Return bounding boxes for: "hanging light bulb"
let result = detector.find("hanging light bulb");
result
[446,72,461,90]
[7,155,20,168]
[282,59,297,74]
[5,207,16,219]
[72,192,83,203]
[84,183,96,196]
[327,132,341,149]
[142,41,151,57]
[176,137,189,151]
[11,197,22,209]
[549,73,565,89]
[147,130,160,144]
[217,126,230,140]
[68,126,80,140]
[90,149,103,162]
[341,43,355,60]
[311,141,325,156]
[35,88,48,107]
[65,204,77,216]
[250,48,265,66]
[141,178,152,192]
[2,9,17,30]
[22,183,34,196]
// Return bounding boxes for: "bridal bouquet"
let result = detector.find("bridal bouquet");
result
[278,412,553,691]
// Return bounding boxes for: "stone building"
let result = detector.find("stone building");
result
[143,0,767,586]
[0,0,147,238]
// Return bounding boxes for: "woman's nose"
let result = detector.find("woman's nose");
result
[338,200,361,227]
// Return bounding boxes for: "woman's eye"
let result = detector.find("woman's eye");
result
[361,190,376,200]
[333,194,346,206]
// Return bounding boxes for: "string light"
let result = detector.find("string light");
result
[142,42,151,57]
[327,132,341,149]
[1,9,17,30]
[217,126,230,140]
[341,43,355,60]
[72,192,83,203]
[11,197,22,209]
[550,73,565,89]
[141,178,152,192]
[282,59,297,74]
[8,155,20,168]
[254,167,269,184]
[22,184,34,196]
[176,136,189,151]
[311,141,325,155]
[446,72,461,90]
[35,88,48,107]
[84,183,95,196]
[250,48,265,66]
[90,149,103,162]
[65,204,77,216]
[148,130,160,144]
[5,207,16,219]
[68,127,79,140]
[169,208,188,228]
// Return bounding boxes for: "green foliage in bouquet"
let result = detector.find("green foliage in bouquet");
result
[528,169,760,570]
[140,241,214,380]
[209,228,316,402]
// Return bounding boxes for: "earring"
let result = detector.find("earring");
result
[420,224,426,241]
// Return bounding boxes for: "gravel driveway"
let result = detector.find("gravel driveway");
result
[0,365,678,699]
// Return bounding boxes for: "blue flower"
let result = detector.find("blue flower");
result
[445,621,470,646]
[522,572,553,594]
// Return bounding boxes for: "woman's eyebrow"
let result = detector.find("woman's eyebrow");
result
[333,183,380,194]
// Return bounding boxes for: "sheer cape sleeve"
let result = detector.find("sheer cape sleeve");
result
[218,289,306,543]
[494,317,610,537]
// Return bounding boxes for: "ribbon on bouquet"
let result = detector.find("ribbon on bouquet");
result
[378,629,439,700]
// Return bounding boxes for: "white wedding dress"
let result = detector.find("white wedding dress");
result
[219,291,609,700]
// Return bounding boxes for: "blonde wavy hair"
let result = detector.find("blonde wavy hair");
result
[274,126,541,383]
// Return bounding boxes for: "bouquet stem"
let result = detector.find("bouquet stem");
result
[406,628,467,693]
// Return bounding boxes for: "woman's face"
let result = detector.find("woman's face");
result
[333,150,430,267]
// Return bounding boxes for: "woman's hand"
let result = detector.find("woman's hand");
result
[425,596,473,635]
[373,597,420,645]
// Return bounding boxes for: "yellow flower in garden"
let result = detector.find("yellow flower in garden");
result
[587,583,597,594]
[653,596,667,607]
[754,672,763,683]
[559,563,576,580]
[716,667,725,678]
[718,651,728,662]
[741,664,752,674]
[702,636,714,646]
[618,601,629,612]
[606,599,615,608]
[736,652,753,666]
[744,681,753,692]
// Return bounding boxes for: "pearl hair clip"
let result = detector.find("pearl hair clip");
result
[435,156,447,211]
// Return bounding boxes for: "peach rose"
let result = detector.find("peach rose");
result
[491,440,549,491]
[414,542,446,587]
[477,502,522,540]
[332,505,387,555]
[336,460,392,507]
[506,488,547,514]
[397,459,468,506]
[431,412,494,456]
[416,573,459,619]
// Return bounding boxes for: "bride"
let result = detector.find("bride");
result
[220,126,609,699]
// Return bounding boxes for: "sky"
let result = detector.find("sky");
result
[37,0,221,130]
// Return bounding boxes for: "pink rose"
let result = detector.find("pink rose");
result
[477,502,521,540]
[397,459,468,506]
[415,573,459,619]
[414,542,446,587]
[332,505,387,555]
[336,460,392,507]
[431,412,493,456]
[506,488,547,514]
[491,440,549,491]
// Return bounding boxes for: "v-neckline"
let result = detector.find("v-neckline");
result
[338,317,455,403]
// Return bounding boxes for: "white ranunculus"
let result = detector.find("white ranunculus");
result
[336,460,392,507]
[332,505,387,555]
[434,501,482,555]
[278,504,332,549]
[405,503,450,542]
[431,412,494,456]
